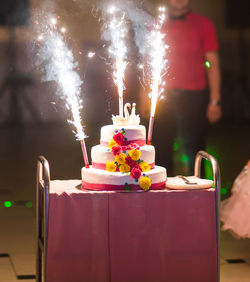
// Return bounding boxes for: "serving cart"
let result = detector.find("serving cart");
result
[36,150,220,282]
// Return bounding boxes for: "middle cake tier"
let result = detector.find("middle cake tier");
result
[91,144,155,170]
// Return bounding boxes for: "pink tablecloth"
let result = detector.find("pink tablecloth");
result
[47,180,217,282]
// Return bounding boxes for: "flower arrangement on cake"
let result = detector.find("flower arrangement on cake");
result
[105,130,153,190]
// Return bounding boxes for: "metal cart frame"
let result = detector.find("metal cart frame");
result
[36,150,220,282]
[194,150,221,282]
[36,156,50,282]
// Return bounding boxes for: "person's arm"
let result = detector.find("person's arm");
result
[205,50,222,124]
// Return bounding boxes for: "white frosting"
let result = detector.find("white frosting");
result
[82,165,167,185]
[91,144,155,164]
[100,125,146,142]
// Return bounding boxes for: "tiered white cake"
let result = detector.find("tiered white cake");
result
[81,121,167,191]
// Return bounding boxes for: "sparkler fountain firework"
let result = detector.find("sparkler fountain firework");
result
[37,15,89,167]
[102,5,128,118]
[147,7,168,144]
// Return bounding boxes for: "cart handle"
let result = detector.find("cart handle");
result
[37,156,50,191]
[36,156,50,282]
[194,150,220,282]
[194,150,220,190]
[37,155,50,243]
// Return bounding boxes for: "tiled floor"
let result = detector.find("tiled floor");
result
[0,123,250,281]
[220,231,250,281]
[0,207,36,282]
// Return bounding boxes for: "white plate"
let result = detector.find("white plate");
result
[166,176,213,190]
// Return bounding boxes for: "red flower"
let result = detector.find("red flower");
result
[113,132,125,145]
[125,156,134,166]
[133,162,140,169]
[125,156,140,169]
[131,168,141,179]
[111,146,122,156]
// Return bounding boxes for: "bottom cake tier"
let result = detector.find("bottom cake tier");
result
[81,165,167,191]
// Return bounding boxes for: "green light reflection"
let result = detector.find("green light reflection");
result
[173,142,179,151]
[221,188,227,195]
[26,202,33,208]
[181,154,189,164]
[205,61,211,68]
[4,201,12,208]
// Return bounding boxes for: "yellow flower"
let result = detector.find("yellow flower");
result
[115,153,126,164]
[139,176,152,191]
[106,161,117,172]
[108,140,118,149]
[128,149,141,161]
[119,163,131,173]
[139,162,151,172]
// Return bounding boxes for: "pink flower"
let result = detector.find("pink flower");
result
[111,146,122,156]
[130,143,140,150]
[125,156,140,169]
[130,168,141,179]
[113,132,125,145]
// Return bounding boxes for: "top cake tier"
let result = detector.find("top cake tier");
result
[100,125,146,146]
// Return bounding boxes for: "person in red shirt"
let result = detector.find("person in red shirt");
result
[153,0,222,176]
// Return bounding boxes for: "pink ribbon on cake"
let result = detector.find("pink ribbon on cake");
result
[81,181,166,191]
[92,162,155,170]
[100,139,146,147]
